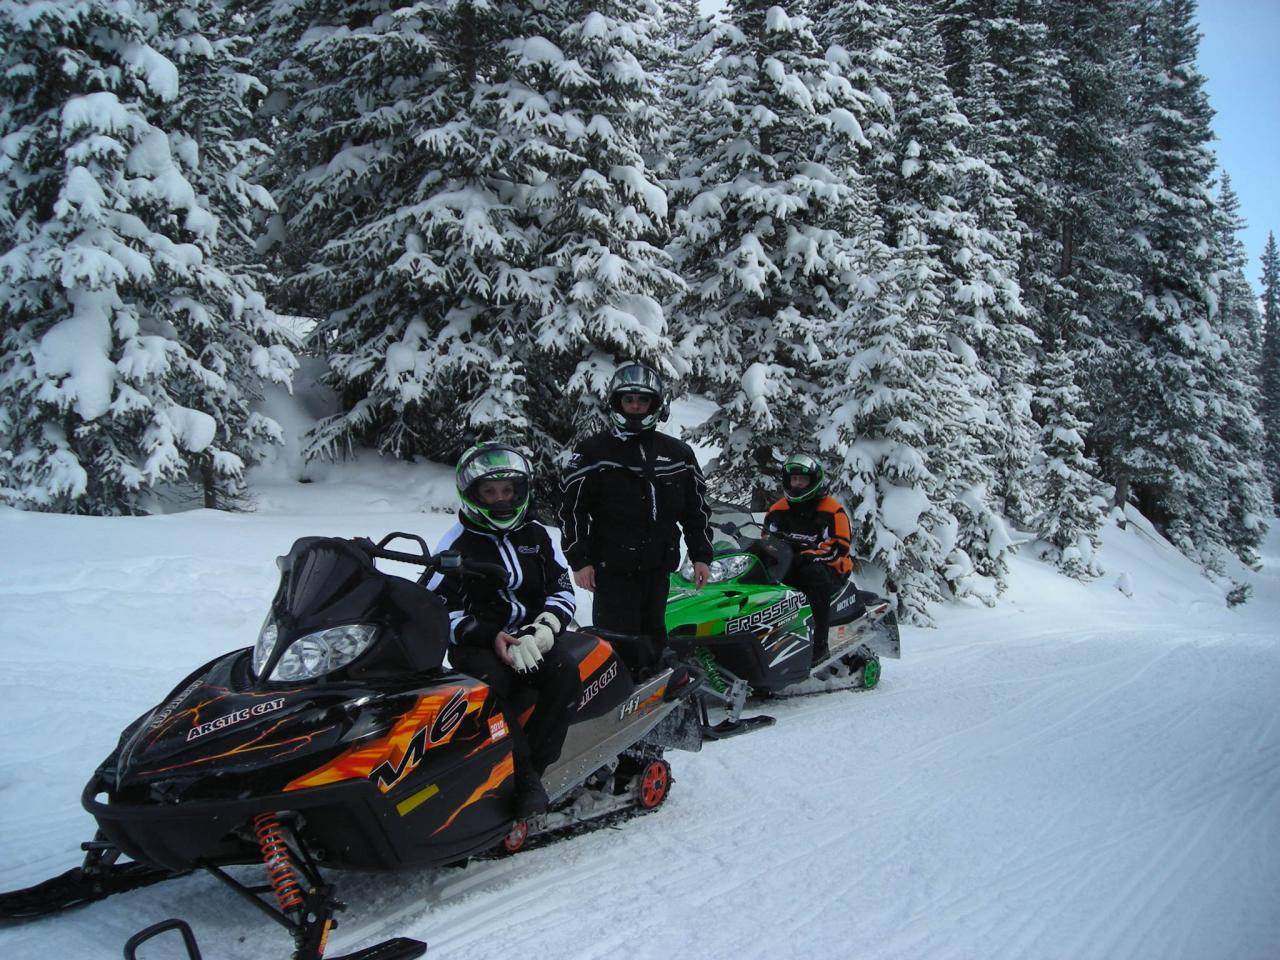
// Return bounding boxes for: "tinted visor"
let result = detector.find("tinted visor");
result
[609,363,663,400]
[784,471,813,494]
[457,447,533,490]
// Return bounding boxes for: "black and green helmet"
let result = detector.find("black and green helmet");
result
[781,453,825,504]
[456,443,533,531]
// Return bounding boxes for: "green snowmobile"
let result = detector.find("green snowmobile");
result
[665,504,901,739]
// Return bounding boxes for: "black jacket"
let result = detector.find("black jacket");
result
[560,429,714,574]
[427,514,577,648]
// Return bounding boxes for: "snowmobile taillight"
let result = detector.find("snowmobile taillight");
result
[267,624,379,682]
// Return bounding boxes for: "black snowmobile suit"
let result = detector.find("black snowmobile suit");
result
[427,514,580,775]
[560,429,713,672]
[429,513,577,645]
[560,429,714,576]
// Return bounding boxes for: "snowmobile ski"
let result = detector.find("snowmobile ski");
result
[0,838,180,920]
[123,915,428,960]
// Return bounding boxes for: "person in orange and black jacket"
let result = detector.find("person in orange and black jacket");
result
[762,454,854,665]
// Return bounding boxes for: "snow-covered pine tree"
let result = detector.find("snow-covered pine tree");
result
[1260,232,1280,504]
[259,2,541,465]
[1107,0,1232,566]
[855,5,1018,597]
[1041,0,1145,512]
[1031,342,1103,578]
[817,214,962,625]
[0,0,294,515]
[512,0,683,483]
[1206,174,1270,564]
[649,0,706,181]
[151,1,298,507]
[669,0,874,506]
[934,0,1068,529]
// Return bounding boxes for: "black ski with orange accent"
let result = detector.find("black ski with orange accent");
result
[0,534,703,960]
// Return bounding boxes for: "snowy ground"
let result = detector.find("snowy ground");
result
[1,409,1278,959]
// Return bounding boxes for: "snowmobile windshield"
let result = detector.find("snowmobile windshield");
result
[250,538,395,682]
[274,538,386,626]
[708,501,763,548]
[258,537,451,681]
[750,536,795,585]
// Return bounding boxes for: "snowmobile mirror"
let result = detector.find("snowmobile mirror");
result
[437,552,462,572]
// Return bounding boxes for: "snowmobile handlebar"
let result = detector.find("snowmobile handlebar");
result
[359,534,507,582]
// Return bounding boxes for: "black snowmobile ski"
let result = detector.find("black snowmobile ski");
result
[122,913,428,960]
[0,836,178,920]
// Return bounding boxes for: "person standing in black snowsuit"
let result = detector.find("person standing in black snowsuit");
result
[428,443,582,818]
[560,362,714,675]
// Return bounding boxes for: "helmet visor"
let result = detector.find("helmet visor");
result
[457,447,533,490]
[608,363,663,399]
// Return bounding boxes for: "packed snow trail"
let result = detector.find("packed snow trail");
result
[1,496,1277,960]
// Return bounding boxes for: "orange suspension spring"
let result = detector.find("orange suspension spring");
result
[253,812,305,913]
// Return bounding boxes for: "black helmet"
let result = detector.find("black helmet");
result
[781,453,825,504]
[456,442,533,531]
[607,362,668,434]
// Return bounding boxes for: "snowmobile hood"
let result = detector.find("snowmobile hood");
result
[666,576,797,638]
[104,649,363,800]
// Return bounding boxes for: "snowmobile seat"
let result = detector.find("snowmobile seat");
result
[577,627,659,681]
[503,630,637,726]
[828,580,871,627]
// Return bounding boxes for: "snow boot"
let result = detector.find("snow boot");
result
[512,768,549,819]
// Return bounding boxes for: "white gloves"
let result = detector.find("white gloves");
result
[525,612,561,654]
[509,612,561,673]
[508,635,544,673]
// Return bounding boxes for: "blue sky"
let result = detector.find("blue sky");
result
[1198,0,1278,292]
[698,0,1277,291]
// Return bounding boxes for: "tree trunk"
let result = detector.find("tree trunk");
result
[201,458,217,510]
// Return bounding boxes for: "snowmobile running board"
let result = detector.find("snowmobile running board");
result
[702,714,776,741]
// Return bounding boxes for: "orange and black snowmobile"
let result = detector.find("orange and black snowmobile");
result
[0,534,702,960]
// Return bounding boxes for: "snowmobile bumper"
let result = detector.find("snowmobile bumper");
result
[81,769,510,874]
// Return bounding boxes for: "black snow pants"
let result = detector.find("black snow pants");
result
[591,567,671,676]
[449,643,581,775]
[782,562,848,662]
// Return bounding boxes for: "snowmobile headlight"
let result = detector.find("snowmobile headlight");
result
[269,624,379,682]
[252,618,279,677]
[707,554,753,583]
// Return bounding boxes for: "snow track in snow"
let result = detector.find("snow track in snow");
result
[1,505,1278,959]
